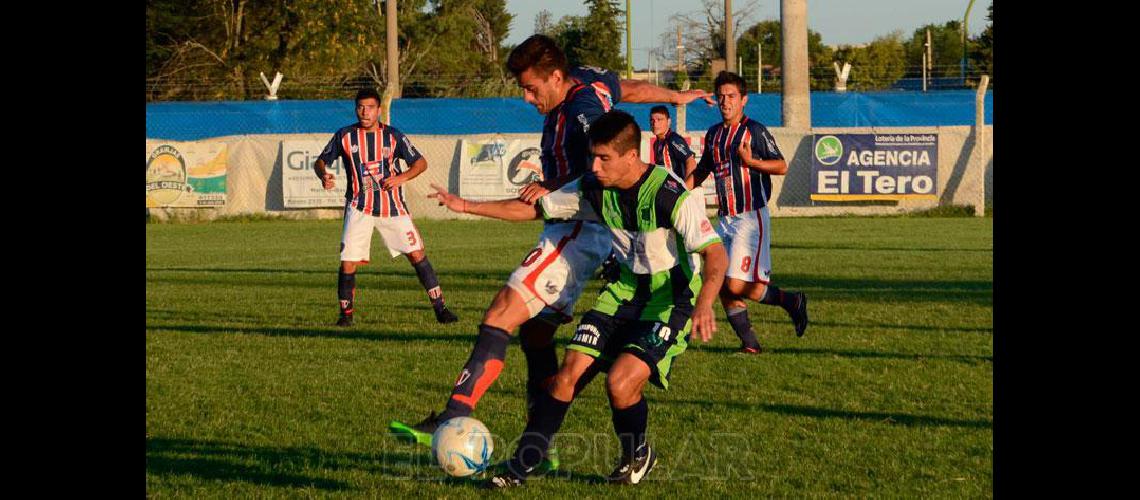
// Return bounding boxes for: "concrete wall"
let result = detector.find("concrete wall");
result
[146,126,992,221]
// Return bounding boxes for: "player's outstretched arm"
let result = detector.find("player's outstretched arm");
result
[427,183,540,221]
[619,79,716,106]
[691,242,728,342]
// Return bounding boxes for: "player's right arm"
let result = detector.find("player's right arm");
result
[314,131,343,190]
[671,191,726,342]
[428,183,540,221]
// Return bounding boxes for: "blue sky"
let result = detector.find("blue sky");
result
[504,0,991,69]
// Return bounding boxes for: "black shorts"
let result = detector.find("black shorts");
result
[566,308,693,390]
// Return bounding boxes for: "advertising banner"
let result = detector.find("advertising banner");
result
[146,142,227,207]
[811,134,938,201]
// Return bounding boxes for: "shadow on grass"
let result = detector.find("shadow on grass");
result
[147,267,991,305]
[146,266,513,281]
[687,345,992,365]
[665,400,991,429]
[772,243,992,253]
[145,437,437,490]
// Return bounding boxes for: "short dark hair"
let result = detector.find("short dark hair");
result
[714,71,747,95]
[506,34,569,79]
[588,110,641,155]
[355,88,382,104]
[649,105,670,118]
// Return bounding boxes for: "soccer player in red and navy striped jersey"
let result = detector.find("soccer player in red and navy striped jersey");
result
[313,88,457,327]
[692,71,809,353]
[647,105,696,181]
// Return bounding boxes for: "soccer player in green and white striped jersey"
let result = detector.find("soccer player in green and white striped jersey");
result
[428,110,728,488]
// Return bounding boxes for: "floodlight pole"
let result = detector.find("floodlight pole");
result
[781,0,810,129]
[725,0,735,72]
[626,0,633,79]
[387,0,400,98]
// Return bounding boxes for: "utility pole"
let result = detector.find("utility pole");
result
[626,0,633,79]
[924,28,932,91]
[757,42,762,93]
[781,0,810,129]
[676,26,684,72]
[386,0,399,98]
[725,0,735,73]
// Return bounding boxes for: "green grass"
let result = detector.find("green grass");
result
[146,217,993,497]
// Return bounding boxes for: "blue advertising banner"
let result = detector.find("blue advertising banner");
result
[811,134,938,201]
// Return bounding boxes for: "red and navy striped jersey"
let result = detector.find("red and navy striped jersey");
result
[318,123,423,217]
[540,66,622,185]
[694,116,783,217]
[649,130,695,180]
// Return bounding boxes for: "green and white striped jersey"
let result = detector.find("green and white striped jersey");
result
[540,167,721,322]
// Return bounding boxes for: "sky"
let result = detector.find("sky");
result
[504,0,991,69]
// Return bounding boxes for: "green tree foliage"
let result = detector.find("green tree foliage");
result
[838,32,908,91]
[735,20,834,91]
[146,0,515,101]
[577,0,625,72]
[904,21,965,78]
[971,3,993,79]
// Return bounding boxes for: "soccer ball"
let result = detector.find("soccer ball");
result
[431,417,494,477]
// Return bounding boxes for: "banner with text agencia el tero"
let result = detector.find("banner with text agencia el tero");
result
[459,138,543,201]
[281,140,346,208]
[146,141,227,208]
[811,134,938,201]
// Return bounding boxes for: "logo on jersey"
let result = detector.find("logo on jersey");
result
[455,369,471,387]
[350,144,360,154]
[664,179,681,192]
[700,219,713,234]
[815,135,842,165]
[145,145,190,205]
[573,324,601,347]
[402,136,418,156]
[578,113,590,132]
[544,281,560,295]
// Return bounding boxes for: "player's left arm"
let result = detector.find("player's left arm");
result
[383,130,427,190]
[428,183,540,221]
[619,79,715,106]
[737,125,788,175]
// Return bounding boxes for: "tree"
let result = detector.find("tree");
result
[577,0,625,72]
[734,20,834,91]
[534,9,553,35]
[660,0,759,88]
[842,31,907,90]
[971,2,993,78]
[904,21,966,79]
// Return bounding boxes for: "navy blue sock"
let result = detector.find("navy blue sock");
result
[337,269,355,315]
[611,397,649,459]
[509,389,571,476]
[412,257,445,311]
[441,324,511,421]
[725,306,759,348]
[759,285,797,311]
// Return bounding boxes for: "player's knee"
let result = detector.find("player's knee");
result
[405,250,425,264]
[519,319,556,351]
[606,376,641,408]
[340,261,357,273]
[550,370,580,401]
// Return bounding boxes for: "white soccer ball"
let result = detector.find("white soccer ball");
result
[432,416,494,477]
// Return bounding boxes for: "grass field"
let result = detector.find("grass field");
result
[146,216,993,497]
